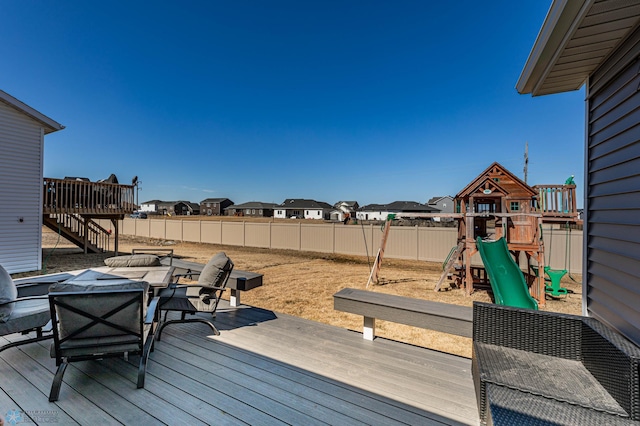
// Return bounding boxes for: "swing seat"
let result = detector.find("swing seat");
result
[544,266,568,297]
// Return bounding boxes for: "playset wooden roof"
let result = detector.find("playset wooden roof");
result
[455,162,536,200]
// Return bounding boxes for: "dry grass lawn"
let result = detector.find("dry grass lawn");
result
[23,227,583,358]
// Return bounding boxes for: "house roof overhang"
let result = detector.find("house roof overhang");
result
[516,0,640,96]
[0,90,65,134]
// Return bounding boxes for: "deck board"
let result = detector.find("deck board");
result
[159,325,409,425]
[210,309,476,424]
[0,301,478,425]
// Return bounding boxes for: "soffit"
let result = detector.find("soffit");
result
[517,0,640,96]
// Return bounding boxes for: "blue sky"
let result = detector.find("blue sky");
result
[2,1,585,207]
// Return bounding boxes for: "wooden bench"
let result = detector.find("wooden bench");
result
[333,288,473,340]
[159,257,263,307]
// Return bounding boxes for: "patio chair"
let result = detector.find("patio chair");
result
[47,279,159,401]
[157,252,233,340]
[0,264,68,353]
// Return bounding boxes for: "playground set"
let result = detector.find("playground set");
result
[367,162,581,308]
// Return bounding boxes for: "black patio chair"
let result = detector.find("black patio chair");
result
[47,279,159,401]
[157,252,233,340]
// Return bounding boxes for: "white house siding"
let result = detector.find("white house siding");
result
[356,211,390,221]
[140,203,157,213]
[304,209,325,219]
[274,209,286,219]
[0,101,44,273]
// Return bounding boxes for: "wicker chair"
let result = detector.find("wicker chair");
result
[472,301,640,425]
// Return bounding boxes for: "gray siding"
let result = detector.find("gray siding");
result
[0,101,44,273]
[587,24,640,345]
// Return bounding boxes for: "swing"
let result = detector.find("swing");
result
[544,224,569,298]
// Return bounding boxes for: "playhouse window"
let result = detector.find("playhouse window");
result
[510,201,520,211]
[477,203,494,213]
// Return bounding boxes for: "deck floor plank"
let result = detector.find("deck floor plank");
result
[218,304,471,368]
[209,308,477,423]
[0,302,479,425]
[217,307,473,381]
[16,342,171,425]
[0,347,83,425]
[155,342,359,425]
[158,326,405,425]
[212,339,475,425]
[139,353,277,426]
[150,348,326,426]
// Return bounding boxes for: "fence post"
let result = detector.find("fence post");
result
[333,222,336,254]
[370,224,375,256]
[416,225,419,260]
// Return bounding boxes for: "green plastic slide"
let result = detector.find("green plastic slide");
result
[476,237,538,310]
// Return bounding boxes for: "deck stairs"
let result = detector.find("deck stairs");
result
[43,213,112,253]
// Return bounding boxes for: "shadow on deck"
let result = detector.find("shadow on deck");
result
[0,301,478,425]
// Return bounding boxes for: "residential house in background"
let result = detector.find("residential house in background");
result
[356,201,439,221]
[200,198,234,216]
[274,199,333,219]
[155,201,177,216]
[427,195,455,222]
[225,201,277,217]
[0,90,64,273]
[427,195,454,213]
[151,200,200,216]
[174,201,200,215]
[330,201,360,222]
[139,200,161,214]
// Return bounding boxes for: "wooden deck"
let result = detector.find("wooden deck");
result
[0,302,478,425]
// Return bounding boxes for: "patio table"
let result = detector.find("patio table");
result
[64,265,175,295]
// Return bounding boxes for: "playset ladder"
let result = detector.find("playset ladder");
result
[434,241,465,292]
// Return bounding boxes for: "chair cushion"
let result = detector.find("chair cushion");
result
[104,254,160,267]
[198,252,231,288]
[0,264,18,322]
[49,280,149,339]
[0,298,50,334]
